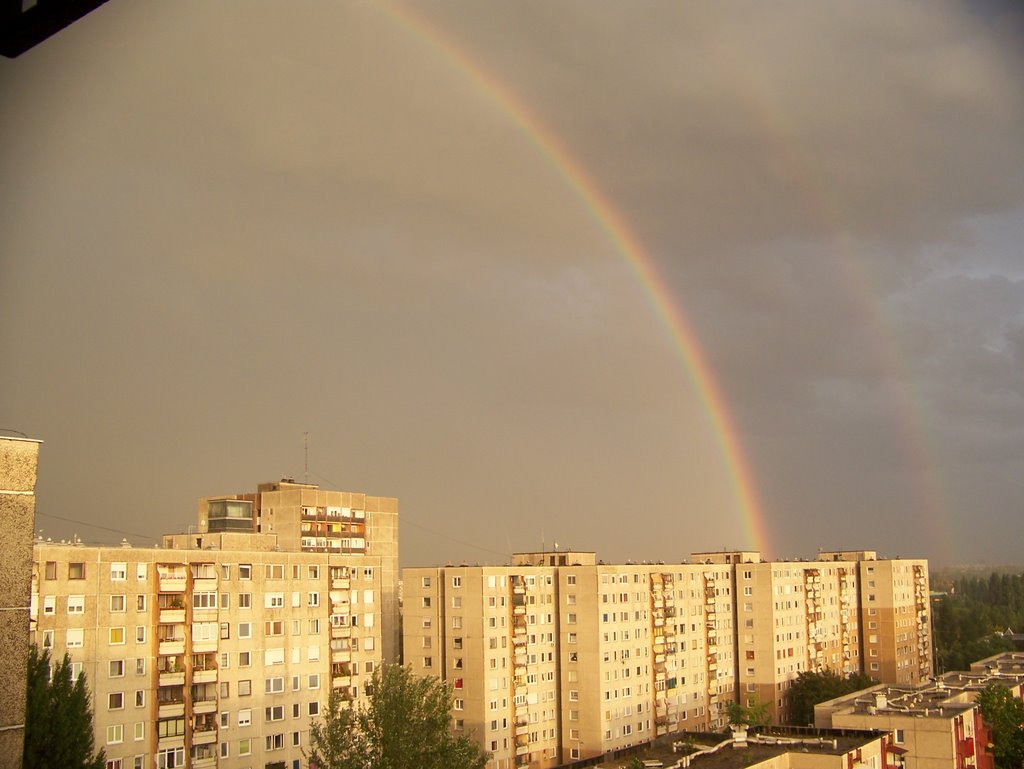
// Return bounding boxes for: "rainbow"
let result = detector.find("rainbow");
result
[385,2,773,557]
[704,37,953,562]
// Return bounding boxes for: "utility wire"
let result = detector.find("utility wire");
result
[34,510,160,543]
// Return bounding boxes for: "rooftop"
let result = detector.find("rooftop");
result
[597,727,885,769]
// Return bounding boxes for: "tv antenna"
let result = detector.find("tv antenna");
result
[304,431,309,484]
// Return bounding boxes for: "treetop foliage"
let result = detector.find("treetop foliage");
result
[785,670,877,727]
[24,645,105,769]
[977,682,1024,769]
[307,664,489,769]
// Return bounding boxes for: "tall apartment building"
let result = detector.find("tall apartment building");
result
[402,548,932,769]
[199,480,400,663]
[30,480,399,769]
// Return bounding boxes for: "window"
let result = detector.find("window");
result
[106,724,123,745]
[265,705,285,721]
[265,734,284,751]
[219,742,229,758]
[238,564,252,580]
[109,627,126,645]
[238,622,252,639]
[69,562,85,580]
[363,567,373,579]
[108,692,124,709]
[156,747,183,769]
[136,563,147,581]
[452,576,462,587]
[421,576,432,587]
[309,701,320,716]
[135,626,146,643]
[135,658,146,675]
[452,597,462,609]
[68,630,87,650]
[106,760,122,769]
[136,595,146,612]
[308,592,320,607]
[193,591,217,609]
[238,592,251,609]
[109,660,125,677]
[309,618,320,634]
[68,595,85,614]
[239,680,252,696]
[894,729,904,744]
[265,564,284,580]
[421,596,431,608]
[134,721,144,739]
[265,593,284,608]
[239,651,251,667]
[238,738,251,756]
[265,620,284,636]
[42,629,53,648]
[42,595,55,615]
[308,674,320,689]
[423,657,433,668]
[111,562,127,581]
[265,677,284,694]
[44,561,57,580]
[135,690,145,707]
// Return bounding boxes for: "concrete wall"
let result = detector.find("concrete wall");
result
[0,436,41,769]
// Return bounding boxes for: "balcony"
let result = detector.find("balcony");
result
[332,650,352,664]
[158,702,185,719]
[192,729,217,746]
[192,639,217,654]
[158,640,186,656]
[332,676,353,689]
[159,608,186,624]
[192,578,217,593]
[193,698,217,715]
[158,576,187,593]
[158,671,185,687]
[193,668,217,684]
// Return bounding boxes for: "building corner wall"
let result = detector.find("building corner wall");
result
[0,437,41,769]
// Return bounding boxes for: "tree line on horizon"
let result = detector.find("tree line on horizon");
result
[932,571,1024,672]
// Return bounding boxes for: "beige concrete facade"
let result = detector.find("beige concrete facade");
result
[403,549,932,769]
[0,436,41,769]
[31,480,399,769]
[198,480,400,664]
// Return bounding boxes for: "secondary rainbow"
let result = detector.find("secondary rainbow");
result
[385,3,773,556]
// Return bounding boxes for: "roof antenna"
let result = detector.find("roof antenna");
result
[304,431,309,484]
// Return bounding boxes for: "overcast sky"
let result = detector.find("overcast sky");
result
[2,1,1023,568]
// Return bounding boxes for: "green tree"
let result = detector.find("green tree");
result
[978,682,1024,769]
[727,695,770,727]
[307,664,489,769]
[23,645,105,769]
[785,670,877,727]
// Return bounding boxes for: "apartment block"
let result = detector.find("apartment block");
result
[199,480,399,663]
[738,550,931,724]
[403,548,932,769]
[30,480,399,769]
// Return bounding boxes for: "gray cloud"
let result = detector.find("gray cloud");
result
[2,0,1023,566]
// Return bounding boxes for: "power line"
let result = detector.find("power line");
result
[34,511,160,543]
